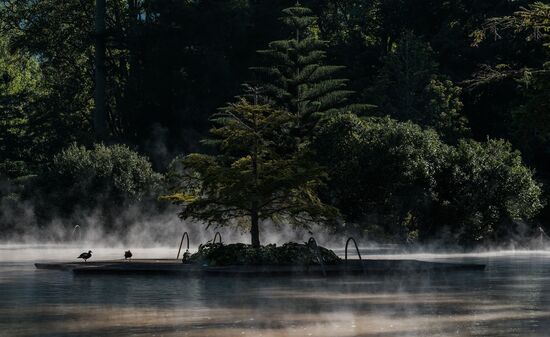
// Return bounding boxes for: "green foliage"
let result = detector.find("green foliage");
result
[315,114,542,245]
[0,0,548,245]
[433,139,543,245]
[470,2,550,229]
[0,0,291,163]
[375,32,439,112]
[42,143,162,215]
[372,32,470,143]
[164,99,336,246]
[468,2,550,89]
[424,78,469,142]
[507,66,550,168]
[188,242,341,266]
[315,114,448,241]
[474,3,550,165]
[0,34,46,178]
[472,2,550,46]
[252,4,370,145]
[1,0,94,141]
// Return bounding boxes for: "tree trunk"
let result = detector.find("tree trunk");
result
[250,211,260,248]
[94,0,108,140]
[250,96,260,248]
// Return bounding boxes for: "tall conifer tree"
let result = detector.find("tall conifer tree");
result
[252,3,368,143]
[164,98,336,247]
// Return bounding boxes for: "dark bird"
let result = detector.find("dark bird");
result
[182,249,190,262]
[78,250,92,262]
[124,250,132,260]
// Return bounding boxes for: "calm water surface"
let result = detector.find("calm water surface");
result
[1,245,550,337]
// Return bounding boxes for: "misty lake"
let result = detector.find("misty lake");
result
[2,245,550,337]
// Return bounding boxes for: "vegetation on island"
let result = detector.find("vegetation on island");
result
[1,1,549,248]
[187,242,341,266]
[163,98,336,247]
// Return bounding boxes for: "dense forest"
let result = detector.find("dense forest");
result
[1,0,549,247]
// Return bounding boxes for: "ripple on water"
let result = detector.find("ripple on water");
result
[1,245,550,337]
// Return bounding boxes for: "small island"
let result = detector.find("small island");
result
[36,239,485,275]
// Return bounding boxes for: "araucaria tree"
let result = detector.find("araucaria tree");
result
[164,99,336,247]
[253,4,368,144]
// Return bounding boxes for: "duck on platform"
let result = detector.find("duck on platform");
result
[124,250,132,260]
[78,250,92,262]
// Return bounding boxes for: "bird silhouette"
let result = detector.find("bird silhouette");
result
[124,250,132,260]
[78,250,92,262]
[182,249,190,262]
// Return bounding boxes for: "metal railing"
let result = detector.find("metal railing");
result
[176,232,190,259]
[308,237,326,277]
[213,232,223,244]
[72,224,81,241]
[345,237,366,274]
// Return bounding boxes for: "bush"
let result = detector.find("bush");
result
[431,139,543,245]
[314,114,543,246]
[34,143,162,224]
[314,114,448,241]
[188,242,341,266]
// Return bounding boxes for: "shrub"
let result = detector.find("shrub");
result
[188,242,341,266]
[314,114,543,246]
[35,143,162,224]
[314,114,448,241]
[431,139,543,245]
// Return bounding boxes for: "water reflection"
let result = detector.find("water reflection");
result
[1,246,550,336]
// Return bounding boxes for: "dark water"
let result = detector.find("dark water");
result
[2,246,550,337]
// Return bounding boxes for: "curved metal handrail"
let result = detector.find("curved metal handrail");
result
[345,237,366,274]
[308,237,326,277]
[176,232,190,259]
[213,232,222,244]
[537,227,550,240]
[72,225,81,241]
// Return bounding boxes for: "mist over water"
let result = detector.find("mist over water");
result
[2,199,549,337]
[2,244,550,337]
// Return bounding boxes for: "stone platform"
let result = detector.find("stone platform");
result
[35,258,485,276]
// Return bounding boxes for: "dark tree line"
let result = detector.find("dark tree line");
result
[0,1,548,246]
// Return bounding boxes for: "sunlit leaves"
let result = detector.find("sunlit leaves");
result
[165,99,336,237]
